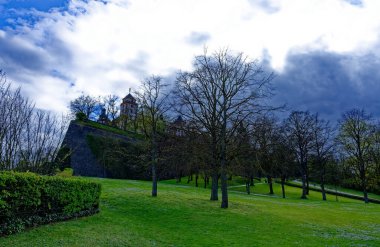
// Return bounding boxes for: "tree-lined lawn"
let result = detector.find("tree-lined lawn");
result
[163,176,380,201]
[1,178,379,246]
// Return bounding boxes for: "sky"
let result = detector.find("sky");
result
[0,0,380,122]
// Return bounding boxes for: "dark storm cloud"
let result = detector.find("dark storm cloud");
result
[185,32,210,46]
[0,25,73,84]
[271,51,380,122]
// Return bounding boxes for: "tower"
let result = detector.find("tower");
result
[120,92,138,119]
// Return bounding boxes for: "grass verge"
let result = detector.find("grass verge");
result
[1,178,379,246]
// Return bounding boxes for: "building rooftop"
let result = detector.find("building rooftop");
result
[122,93,138,105]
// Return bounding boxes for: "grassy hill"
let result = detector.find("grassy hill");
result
[1,178,379,246]
[75,120,144,140]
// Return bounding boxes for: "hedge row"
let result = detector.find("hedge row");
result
[0,172,101,235]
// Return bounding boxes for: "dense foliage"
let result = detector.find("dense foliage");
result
[0,172,101,235]
[86,134,148,179]
[77,120,143,139]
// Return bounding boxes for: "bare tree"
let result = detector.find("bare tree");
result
[272,128,296,198]
[231,122,257,195]
[70,94,99,120]
[0,71,34,170]
[136,75,170,197]
[0,70,67,173]
[311,114,334,201]
[252,115,279,194]
[174,48,275,208]
[102,94,120,124]
[284,111,315,199]
[19,111,69,174]
[337,109,376,203]
[370,125,380,192]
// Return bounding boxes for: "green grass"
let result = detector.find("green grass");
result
[76,120,144,139]
[163,175,380,202]
[321,183,380,200]
[1,178,379,246]
[284,180,380,201]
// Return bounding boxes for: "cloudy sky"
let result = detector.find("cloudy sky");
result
[1,0,380,122]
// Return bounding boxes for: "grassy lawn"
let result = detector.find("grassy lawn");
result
[1,178,379,247]
[283,180,380,201]
[163,176,380,202]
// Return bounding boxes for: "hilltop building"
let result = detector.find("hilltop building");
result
[169,115,186,136]
[120,92,138,120]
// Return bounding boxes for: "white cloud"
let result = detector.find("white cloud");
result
[1,0,380,113]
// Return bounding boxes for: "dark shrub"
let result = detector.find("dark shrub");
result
[75,112,88,121]
[0,172,101,235]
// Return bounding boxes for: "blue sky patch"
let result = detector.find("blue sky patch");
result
[0,0,68,11]
[0,0,69,28]
[344,0,363,6]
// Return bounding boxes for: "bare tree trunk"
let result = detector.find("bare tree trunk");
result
[151,143,158,197]
[362,174,369,203]
[268,176,274,194]
[210,171,218,201]
[220,120,228,208]
[281,176,286,198]
[250,176,254,186]
[176,169,182,183]
[321,174,326,201]
[363,189,369,204]
[221,170,228,208]
[360,167,368,203]
[195,173,199,187]
[301,172,308,199]
[306,168,310,195]
[204,174,208,188]
[152,163,157,197]
[246,179,250,195]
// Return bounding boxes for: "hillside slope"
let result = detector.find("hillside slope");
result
[2,178,379,247]
[61,120,144,178]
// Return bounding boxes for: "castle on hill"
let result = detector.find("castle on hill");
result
[120,93,138,119]
[97,92,138,125]
[97,91,185,136]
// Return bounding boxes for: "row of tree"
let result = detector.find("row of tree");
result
[68,49,379,206]
[2,47,379,209]
[132,49,379,207]
[155,109,380,205]
[0,70,67,174]
[70,94,119,122]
